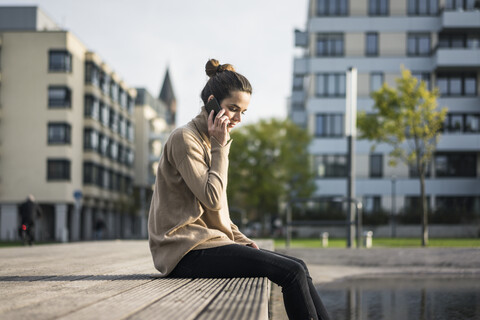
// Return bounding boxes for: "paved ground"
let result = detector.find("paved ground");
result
[270,247,480,319]
[1,241,479,319]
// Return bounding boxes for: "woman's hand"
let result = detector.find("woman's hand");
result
[208,109,230,146]
[247,242,259,250]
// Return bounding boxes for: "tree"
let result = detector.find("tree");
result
[357,67,447,246]
[227,119,316,225]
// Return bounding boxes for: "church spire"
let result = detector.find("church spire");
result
[159,68,176,125]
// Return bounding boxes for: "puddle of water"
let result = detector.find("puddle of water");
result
[317,275,480,320]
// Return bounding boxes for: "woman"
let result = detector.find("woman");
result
[148,59,330,320]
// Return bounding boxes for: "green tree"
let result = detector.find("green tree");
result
[357,68,447,246]
[227,119,316,224]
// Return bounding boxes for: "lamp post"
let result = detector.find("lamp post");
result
[333,197,363,248]
[345,67,357,248]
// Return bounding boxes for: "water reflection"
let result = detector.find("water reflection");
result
[317,276,480,320]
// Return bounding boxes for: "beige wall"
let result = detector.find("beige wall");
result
[0,31,136,204]
[350,0,367,16]
[0,31,86,203]
[345,33,364,56]
[380,33,406,56]
[390,0,407,16]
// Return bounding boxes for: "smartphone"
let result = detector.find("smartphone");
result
[205,97,222,118]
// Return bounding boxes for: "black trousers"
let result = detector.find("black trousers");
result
[168,244,331,320]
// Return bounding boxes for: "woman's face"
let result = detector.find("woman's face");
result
[219,91,251,132]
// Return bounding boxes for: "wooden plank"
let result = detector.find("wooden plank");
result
[0,257,156,314]
[56,278,192,320]
[196,277,269,320]
[127,278,230,320]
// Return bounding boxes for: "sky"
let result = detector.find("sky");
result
[0,0,308,126]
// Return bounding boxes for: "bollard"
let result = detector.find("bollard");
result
[321,232,329,248]
[363,231,373,248]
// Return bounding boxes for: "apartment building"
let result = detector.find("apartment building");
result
[0,6,138,241]
[134,72,176,238]
[289,0,480,224]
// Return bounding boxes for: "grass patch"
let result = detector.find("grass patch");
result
[273,238,480,248]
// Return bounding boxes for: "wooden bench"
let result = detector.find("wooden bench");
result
[0,240,273,319]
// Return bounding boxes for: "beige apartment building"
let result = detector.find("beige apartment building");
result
[0,6,138,242]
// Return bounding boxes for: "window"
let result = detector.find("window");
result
[439,33,469,49]
[409,161,432,177]
[108,139,119,160]
[369,154,383,178]
[84,128,99,150]
[110,81,119,102]
[99,103,110,126]
[314,155,347,178]
[315,114,343,137]
[98,134,108,156]
[85,62,100,87]
[407,33,431,56]
[370,73,384,92]
[411,72,430,89]
[127,95,135,114]
[445,0,476,11]
[316,34,344,56]
[293,75,303,90]
[443,113,480,133]
[366,33,379,56]
[127,120,134,141]
[47,159,70,180]
[408,0,438,15]
[316,73,346,97]
[435,153,477,177]
[48,86,71,108]
[109,108,117,132]
[369,0,389,15]
[48,123,71,144]
[363,196,381,213]
[84,95,99,120]
[317,0,348,16]
[119,88,127,109]
[436,73,477,96]
[118,145,124,164]
[83,162,98,185]
[100,71,110,95]
[49,50,72,72]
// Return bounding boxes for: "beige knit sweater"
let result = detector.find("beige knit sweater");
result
[148,107,253,277]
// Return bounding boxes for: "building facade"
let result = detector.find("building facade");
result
[0,6,137,241]
[134,75,176,238]
[290,0,480,225]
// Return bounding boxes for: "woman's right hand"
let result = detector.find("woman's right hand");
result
[208,109,230,146]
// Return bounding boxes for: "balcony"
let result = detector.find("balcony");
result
[295,29,308,48]
[434,48,480,68]
[441,10,480,29]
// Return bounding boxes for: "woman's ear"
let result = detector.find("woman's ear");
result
[207,95,215,102]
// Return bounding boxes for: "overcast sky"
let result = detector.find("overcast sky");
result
[0,0,308,126]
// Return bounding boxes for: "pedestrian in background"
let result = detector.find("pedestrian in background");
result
[18,194,43,245]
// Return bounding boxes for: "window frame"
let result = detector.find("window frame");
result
[366,32,379,56]
[369,154,383,178]
[47,159,71,181]
[316,0,348,16]
[368,0,389,16]
[48,86,72,108]
[48,50,72,73]
[408,0,439,16]
[407,33,431,56]
[316,33,344,57]
[47,122,71,145]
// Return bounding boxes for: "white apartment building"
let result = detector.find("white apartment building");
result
[289,0,480,224]
[0,6,138,242]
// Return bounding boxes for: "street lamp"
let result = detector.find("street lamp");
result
[333,197,363,248]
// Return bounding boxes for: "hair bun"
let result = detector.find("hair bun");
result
[205,59,236,78]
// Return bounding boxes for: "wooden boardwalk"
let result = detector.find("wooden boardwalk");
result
[0,240,272,320]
